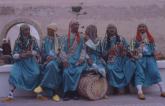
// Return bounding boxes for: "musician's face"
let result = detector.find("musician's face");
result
[85,26,97,42]
[90,33,97,41]
[71,23,79,33]
[23,29,30,36]
[138,24,147,34]
[107,26,117,36]
[48,28,55,37]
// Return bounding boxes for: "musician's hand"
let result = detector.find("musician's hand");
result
[154,52,161,60]
[20,52,28,58]
[121,49,127,56]
[87,58,93,65]
[19,53,24,58]
[108,48,116,56]
[57,48,61,57]
[130,50,137,56]
[26,51,33,56]
[140,43,145,49]
[63,61,69,68]
[36,54,41,63]
[116,43,124,49]
[129,49,139,59]
[76,59,84,66]
[100,58,105,63]
[46,56,54,62]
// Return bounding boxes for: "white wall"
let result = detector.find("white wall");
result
[0,0,165,54]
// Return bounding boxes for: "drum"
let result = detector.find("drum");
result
[78,71,108,100]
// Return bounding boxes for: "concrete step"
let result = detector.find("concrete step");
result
[0,65,35,97]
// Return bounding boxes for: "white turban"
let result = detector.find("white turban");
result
[47,23,58,31]
[47,23,60,53]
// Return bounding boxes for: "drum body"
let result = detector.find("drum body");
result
[78,71,108,100]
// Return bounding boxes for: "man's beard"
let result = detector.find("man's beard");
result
[107,33,116,38]
[140,31,146,34]
[71,28,79,33]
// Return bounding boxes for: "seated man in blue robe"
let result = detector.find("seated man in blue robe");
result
[84,25,106,78]
[61,20,86,101]
[102,24,144,96]
[34,23,63,102]
[1,24,40,102]
[133,24,165,100]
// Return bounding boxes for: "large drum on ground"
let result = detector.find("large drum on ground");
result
[78,71,108,100]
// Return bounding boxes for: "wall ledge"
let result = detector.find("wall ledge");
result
[0,60,165,73]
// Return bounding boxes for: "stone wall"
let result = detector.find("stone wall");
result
[0,0,165,54]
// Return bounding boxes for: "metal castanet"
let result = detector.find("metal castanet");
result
[78,71,108,100]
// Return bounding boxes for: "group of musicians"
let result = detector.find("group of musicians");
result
[1,20,165,102]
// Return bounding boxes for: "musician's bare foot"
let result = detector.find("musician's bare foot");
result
[37,95,48,101]
[103,95,109,99]
[124,86,130,94]
[160,92,165,97]
[1,97,14,103]
[72,91,79,100]
[63,92,71,101]
[112,87,118,95]
[138,93,145,100]
[117,89,125,95]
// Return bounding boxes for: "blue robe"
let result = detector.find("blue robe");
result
[39,36,63,96]
[85,39,106,77]
[62,33,86,93]
[41,36,56,62]
[135,41,161,87]
[9,37,40,91]
[102,35,140,88]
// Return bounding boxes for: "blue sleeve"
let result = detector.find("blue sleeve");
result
[32,38,40,53]
[13,39,21,54]
[62,36,68,53]
[122,37,129,50]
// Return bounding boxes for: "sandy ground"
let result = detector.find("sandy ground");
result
[1,93,165,106]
